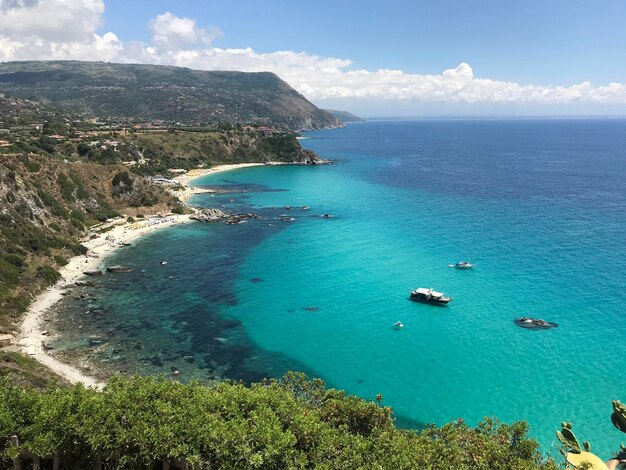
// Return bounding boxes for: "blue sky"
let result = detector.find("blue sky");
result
[1,0,626,116]
[100,0,626,87]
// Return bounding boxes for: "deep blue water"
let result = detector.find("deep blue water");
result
[52,119,626,456]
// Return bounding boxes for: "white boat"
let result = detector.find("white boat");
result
[409,288,451,305]
[394,321,404,328]
[450,261,474,270]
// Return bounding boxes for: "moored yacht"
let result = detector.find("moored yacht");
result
[409,288,451,305]
[450,261,474,269]
[514,317,558,329]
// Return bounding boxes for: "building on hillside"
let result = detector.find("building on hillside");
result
[257,126,273,136]
[48,134,66,141]
[0,140,11,147]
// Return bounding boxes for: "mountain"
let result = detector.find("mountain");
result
[0,61,342,131]
[325,109,366,122]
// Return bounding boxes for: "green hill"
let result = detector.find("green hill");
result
[0,61,342,131]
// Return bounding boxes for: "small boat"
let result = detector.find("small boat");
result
[409,288,451,305]
[450,261,474,270]
[394,321,404,329]
[514,317,558,330]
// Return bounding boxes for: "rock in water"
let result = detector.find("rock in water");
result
[190,208,231,222]
[83,270,103,276]
[106,265,133,273]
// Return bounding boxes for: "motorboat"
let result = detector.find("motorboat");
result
[394,321,404,328]
[409,287,451,305]
[514,317,558,330]
[450,261,474,270]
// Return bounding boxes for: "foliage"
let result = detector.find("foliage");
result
[53,255,68,266]
[0,374,557,469]
[112,171,134,196]
[35,265,61,285]
[555,402,626,469]
[23,160,41,173]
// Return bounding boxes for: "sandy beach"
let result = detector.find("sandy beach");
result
[18,163,261,388]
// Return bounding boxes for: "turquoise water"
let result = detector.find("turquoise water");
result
[52,119,626,456]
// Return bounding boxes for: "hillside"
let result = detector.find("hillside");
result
[0,154,180,332]
[0,61,343,131]
[325,109,366,122]
[0,93,50,123]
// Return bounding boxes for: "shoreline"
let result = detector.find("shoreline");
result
[17,162,263,388]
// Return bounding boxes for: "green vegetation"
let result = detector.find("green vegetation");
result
[0,61,341,131]
[554,402,626,469]
[0,373,556,469]
[35,265,61,285]
[0,352,65,389]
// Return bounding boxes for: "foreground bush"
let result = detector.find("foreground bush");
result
[0,373,557,469]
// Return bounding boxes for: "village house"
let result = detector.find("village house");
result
[257,126,273,136]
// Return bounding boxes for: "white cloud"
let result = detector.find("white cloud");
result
[149,12,222,50]
[1,1,626,111]
[0,0,104,43]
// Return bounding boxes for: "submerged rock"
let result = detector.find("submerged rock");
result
[83,270,103,277]
[106,265,133,273]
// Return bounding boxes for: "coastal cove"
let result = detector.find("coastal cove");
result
[39,119,626,456]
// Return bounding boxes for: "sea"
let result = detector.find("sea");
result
[50,119,626,456]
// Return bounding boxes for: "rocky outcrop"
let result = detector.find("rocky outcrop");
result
[190,208,257,225]
[292,150,333,165]
[190,208,230,222]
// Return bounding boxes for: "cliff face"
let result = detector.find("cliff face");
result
[115,131,326,172]
[0,154,178,330]
[0,61,343,131]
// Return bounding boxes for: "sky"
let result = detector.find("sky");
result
[1,0,626,117]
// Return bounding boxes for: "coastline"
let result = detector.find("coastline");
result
[17,162,262,388]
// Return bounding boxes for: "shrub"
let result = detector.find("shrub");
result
[57,173,75,202]
[0,260,20,288]
[35,265,61,285]
[0,374,557,469]
[4,253,25,268]
[53,255,68,266]
[24,160,41,173]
